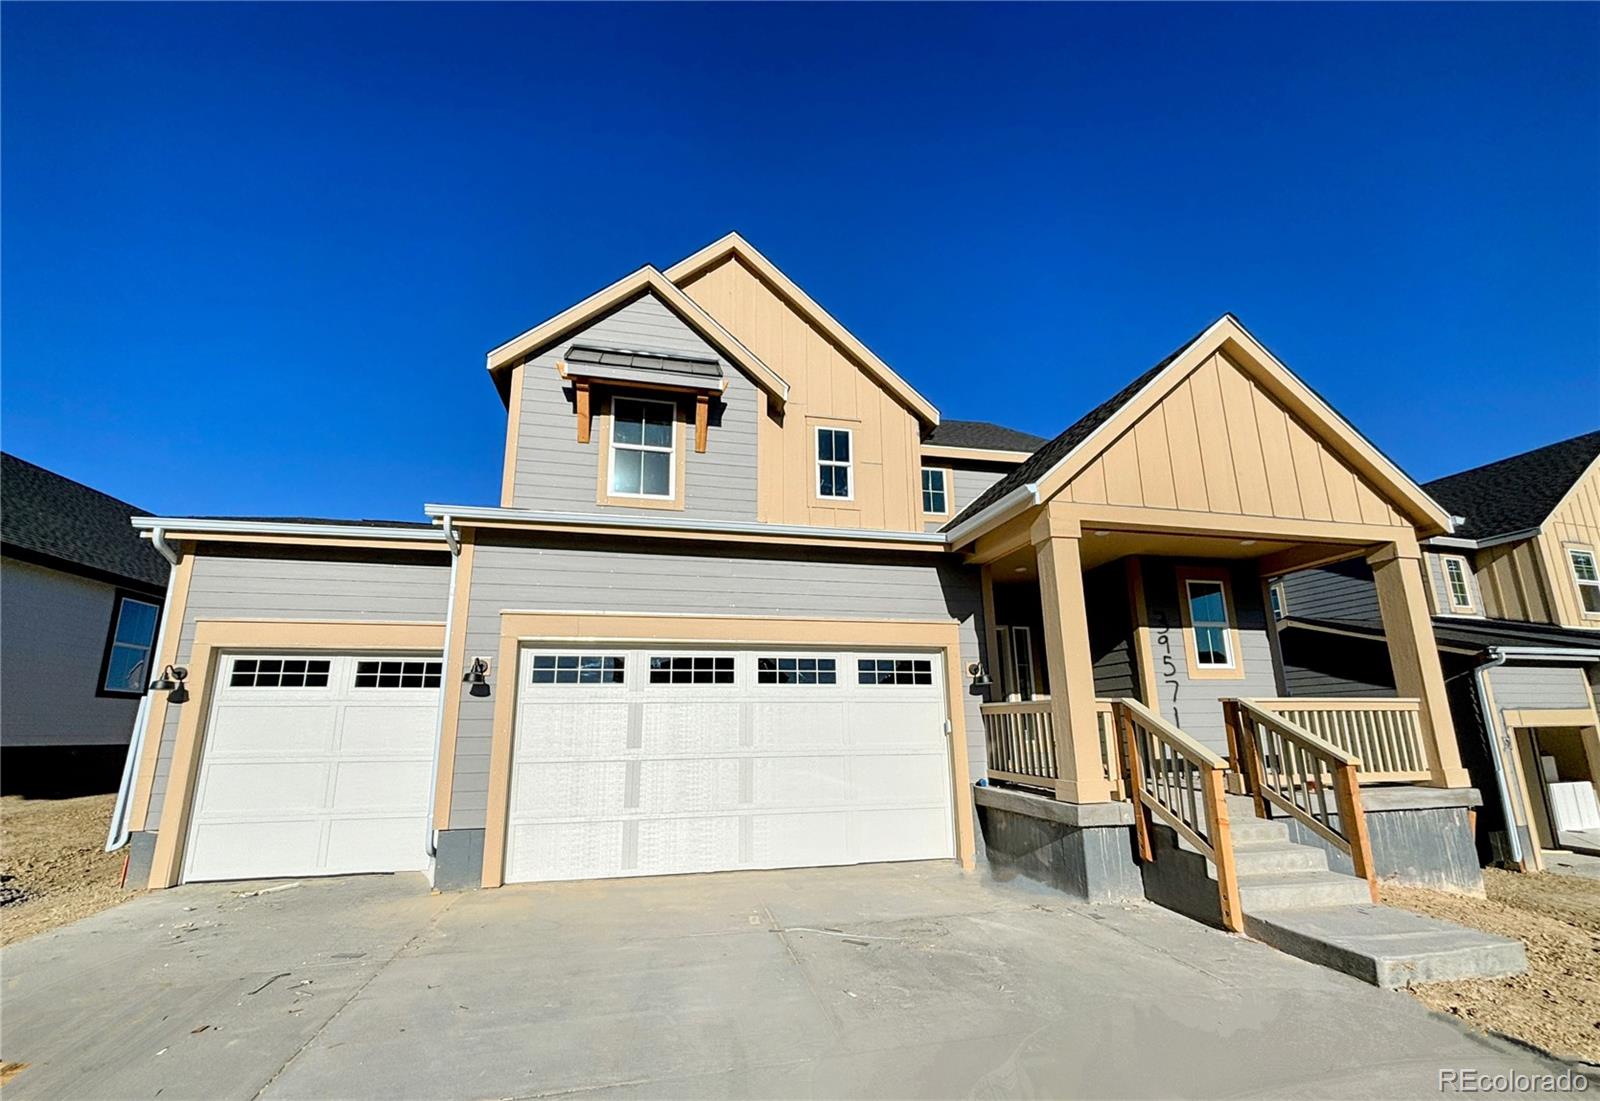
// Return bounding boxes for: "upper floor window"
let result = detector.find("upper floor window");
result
[100,594,160,696]
[1181,575,1236,672]
[816,427,852,500]
[1268,581,1287,621]
[921,468,949,515]
[609,397,675,499]
[1441,555,1475,612]
[1568,548,1600,616]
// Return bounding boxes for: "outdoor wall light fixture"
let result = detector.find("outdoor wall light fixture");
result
[150,665,189,704]
[966,661,991,689]
[463,657,491,697]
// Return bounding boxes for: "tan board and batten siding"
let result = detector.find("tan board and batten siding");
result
[1471,461,1600,628]
[1537,460,1600,628]
[136,554,450,829]
[508,294,758,521]
[1062,351,1407,529]
[443,533,986,832]
[676,253,924,532]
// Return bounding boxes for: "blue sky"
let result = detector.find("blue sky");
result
[3,3,1596,520]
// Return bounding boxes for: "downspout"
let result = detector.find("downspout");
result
[105,528,182,852]
[1471,648,1524,867]
[424,515,460,858]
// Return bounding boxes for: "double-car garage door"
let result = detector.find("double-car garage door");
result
[183,645,955,885]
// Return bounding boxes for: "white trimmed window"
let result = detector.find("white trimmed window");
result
[609,397,675,499]
[100,594,159,695]
[1441,555,1475,611]
[816,427,852,499]
[921,468,948,514]
[1268,581,1287,621]
[1568,548,1600,616]
[1185,579,1235,668]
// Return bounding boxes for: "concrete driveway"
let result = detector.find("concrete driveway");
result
[0,863,1570,1099]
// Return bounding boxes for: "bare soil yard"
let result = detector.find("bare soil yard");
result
[1,794,131,946]
[1382,868,1600,1064]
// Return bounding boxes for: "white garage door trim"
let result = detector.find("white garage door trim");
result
[502,645,956,884]
[182,652,442,884]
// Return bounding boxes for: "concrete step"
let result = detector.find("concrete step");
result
[1230,841,1330,876]
[1226,815,1292,845]
[1246,905,1529,988]
[1236,869,1374,911]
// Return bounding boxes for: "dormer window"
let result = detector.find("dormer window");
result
[608,397,675,499]
[816,427,852,500]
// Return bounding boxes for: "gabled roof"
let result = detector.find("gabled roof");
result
[486,266,789,406]
[666,233,940,427]
[945,314,1455,539]
[923,420,1047,454]
[1422,431,1600,542]
[1,452,169,590]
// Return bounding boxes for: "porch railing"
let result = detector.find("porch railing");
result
[1251,698,1429,783]
[1224,699,1379,902]
[980,699,1122,798]
[1116,698,1243,932]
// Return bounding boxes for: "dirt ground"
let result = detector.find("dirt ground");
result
[0,794,132,946]
[1381,868,1600,1064]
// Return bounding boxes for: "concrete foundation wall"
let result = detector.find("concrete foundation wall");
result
[433,829,485,892]
[1282,792,1485,894]
[973,785,1141,902]
[124,830,157,890]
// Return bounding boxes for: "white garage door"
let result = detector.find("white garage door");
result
[182,653,441,883]
[504,647,954,884]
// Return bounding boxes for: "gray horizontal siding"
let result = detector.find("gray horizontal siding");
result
[0,558,145,747]
[1279,560,1380,625]
[1276,626,1399,699]
[447,536,984,830]
[147,553,449,826]
[1489,664,1594,712]
[512,294,757,521]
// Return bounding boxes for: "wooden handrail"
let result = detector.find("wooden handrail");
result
[1115,698,1242,932]
[1224,698,1378,902]
[1249,698,1428,782]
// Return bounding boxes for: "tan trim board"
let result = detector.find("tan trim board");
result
[1503,708,1600,730]
[145,619,447,889]
[432,533,477,830]
[130,553,195,831]
[665,232,938,426]
[486,266,789,404]
[1174,566,1246,681]
[920,444,1034,463]
[151,532,449,554]
[500,363,525,507]
[1063,503,1415,545]
[478,612,975,888]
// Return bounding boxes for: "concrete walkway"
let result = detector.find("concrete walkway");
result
[0,863,1571,1099]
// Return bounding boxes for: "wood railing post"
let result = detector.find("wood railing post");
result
[1201,765,1244,933]
[1334,761,1379,903]
[1116,703,1154,863]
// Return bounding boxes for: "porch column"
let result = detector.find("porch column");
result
[1032,503,1115,804]
[1368,538,1473,789]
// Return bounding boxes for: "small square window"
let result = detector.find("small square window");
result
[921,468,948,514]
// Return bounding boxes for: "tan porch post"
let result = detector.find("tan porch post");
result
[1032,502,1115,804]
[1368,537,1472,789]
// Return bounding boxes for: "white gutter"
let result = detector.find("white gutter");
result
[423,516,462,860]
[130,516,447,543]
[1427,527,1543,552]
[149,526,180,565]
[421,504,950,546]
[105,531,183,853]
[1471,649,1524,866]
[1472,646,1600,663]
[941,483,1042,549]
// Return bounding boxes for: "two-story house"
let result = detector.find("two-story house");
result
[108,234,1499,923]
[1276,432,1600,870]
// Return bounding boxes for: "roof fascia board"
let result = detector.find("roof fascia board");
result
[665,233,939,427]
[920,444,1035,463]
[422,503,950,548]
[942,482,1042,548]
[486,266,789,403]
[1426,527,1544,552]
[130,517,447,544]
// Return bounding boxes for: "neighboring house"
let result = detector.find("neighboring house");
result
[1,453,170,793]
[1276,432,1600,870]
[107,233,1488,907]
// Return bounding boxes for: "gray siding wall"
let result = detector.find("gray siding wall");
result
[925,462,1010,532]
[146,552,450,825]
[1426,551,1484,617]
[447,535,985,830]
[1141,559,1278,755]
[1276,626,1399,699]
[1278,559,1380,625]
[510,294,758,521]
[1489,663,1594,712]
[0,558,145,747]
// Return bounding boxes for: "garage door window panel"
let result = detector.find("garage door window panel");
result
[353,660,442,689]
[756,657,837,685]
[649,655,735,684]
[229,658,332,688]
[530,654,625,685]
[857,657,934,685]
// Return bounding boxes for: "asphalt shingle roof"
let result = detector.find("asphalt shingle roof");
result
[923,420,1048,454]
[942,317,1223,531]
[1,453,170,590]
[1422,431,1600,541]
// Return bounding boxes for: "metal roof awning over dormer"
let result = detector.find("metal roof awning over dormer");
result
[557,343,728,394]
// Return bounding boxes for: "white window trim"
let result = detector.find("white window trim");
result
[815,426,855,502]
[608,396,677,501]
[1440,554,1475,612]
[1566,546,1600,618]
[1184,579,1236,670]
[1268,581,1287,621]
[921,467,950,517]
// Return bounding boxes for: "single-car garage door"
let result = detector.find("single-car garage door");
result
[504,647,954,883]
[182,653,442,883]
